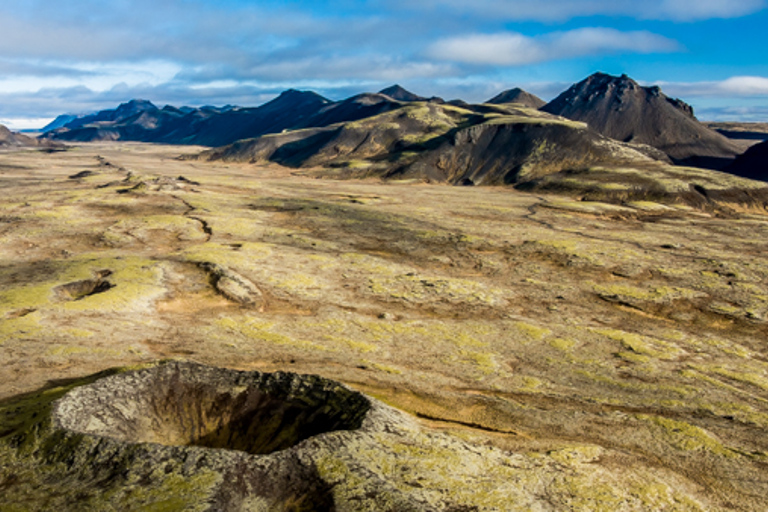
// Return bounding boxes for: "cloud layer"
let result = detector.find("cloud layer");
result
[393,0,766,22]
[427,29,679,66]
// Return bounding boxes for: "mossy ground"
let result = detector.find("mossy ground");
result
[0,142,767,509]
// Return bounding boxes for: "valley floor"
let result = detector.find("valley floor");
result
[2,142,768,510]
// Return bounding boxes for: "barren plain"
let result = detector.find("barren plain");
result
[2,142,768,510]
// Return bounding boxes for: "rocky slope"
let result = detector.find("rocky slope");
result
[486,87,546,109]
[542,73,742,169]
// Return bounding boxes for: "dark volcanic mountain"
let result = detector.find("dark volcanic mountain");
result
[542,73,741,169]
[725,140,768,181]
[379,85,425,102]
[487,88,546,109]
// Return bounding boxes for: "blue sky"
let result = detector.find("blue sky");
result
[0,0,766,128]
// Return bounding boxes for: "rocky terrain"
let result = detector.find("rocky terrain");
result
[542,73,743,169]
[1,142,768,510]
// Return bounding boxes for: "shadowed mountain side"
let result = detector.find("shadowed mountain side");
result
[725,140,768,181]
[487,88,546,109]
[156,90,332,147]
[542,73,742,169]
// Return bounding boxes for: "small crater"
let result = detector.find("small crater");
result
[53,362,371,455]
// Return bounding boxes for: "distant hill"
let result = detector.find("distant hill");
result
[379,85,425,102]
[486,88,545,109]
[0,124,40,147]
[725,140,768,181]
[0,124,62,149]
[542,73,742,169]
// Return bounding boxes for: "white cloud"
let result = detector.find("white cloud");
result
[427,29,679,66]
[394,0,765,21]
[179,56,457,83]
[655,0,765,21]
[0,60,181,94]
[657,76,768,97]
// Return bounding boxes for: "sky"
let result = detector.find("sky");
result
[0,0,767,129]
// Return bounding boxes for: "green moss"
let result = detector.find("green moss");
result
[549,338,576,351]
[454,349,497,374]
[513,321,551,342]
[179,241,273,267]
[484,115,587,129]
[367,274,507,306]
[322,334,378,353]
[0,310,44,342]
[593,283,704,304]
[638,414,736,457]
[214,316,326,351]
[591,328,683,360]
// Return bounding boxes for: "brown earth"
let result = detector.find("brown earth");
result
[2,142,768,510]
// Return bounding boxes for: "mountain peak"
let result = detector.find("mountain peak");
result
[272,89,330,105]
[378,85,425,102]
[542,72,739,167]
[487,88,545,109]
[114,99,158,118]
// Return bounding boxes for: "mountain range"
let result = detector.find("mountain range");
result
[40,74,766,185]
